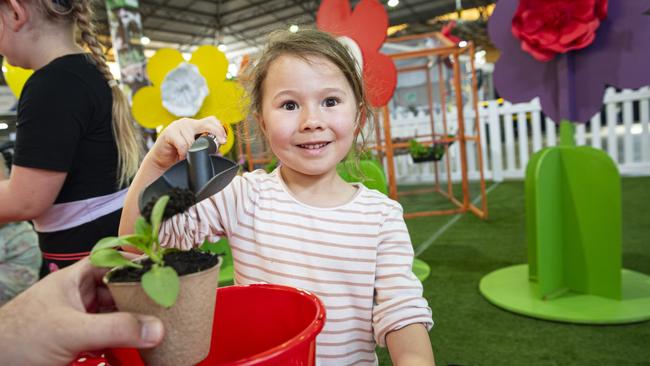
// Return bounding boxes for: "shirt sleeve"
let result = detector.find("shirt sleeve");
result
[159,173,256,250]
[372,202,433,347]
[0,222,41,305]
[13,70,94,172]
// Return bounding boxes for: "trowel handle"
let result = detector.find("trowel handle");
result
[187,134,219,192]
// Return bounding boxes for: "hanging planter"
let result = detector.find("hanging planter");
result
[409,139,446,163]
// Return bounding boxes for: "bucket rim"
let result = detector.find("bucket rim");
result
[217,283,326,366]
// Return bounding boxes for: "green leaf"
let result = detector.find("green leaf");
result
[90,249,141,269]
[151,195,170,239]
[93,234,149,253]
[121,234,151,252]
[135,217,152,237]
[91,236,124,253]
[142,265,179,308]
[199,239,228,255]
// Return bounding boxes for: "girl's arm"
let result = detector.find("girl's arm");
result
[0,165,66,224]
[373,202,434,364]
[119,117,227,237]
[386,323,435,366]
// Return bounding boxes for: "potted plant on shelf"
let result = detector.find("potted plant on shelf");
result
[408,139,446,163]
[444,134,456,147]
[90,193,222,366]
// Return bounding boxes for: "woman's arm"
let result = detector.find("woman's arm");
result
[0,165,66,223]
[386,323,435,366]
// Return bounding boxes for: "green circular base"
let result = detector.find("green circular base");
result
[479,264,650,324]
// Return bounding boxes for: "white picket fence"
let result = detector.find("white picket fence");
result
[383,87,650,184]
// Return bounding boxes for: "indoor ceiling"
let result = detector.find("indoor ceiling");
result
[94,0,495,60]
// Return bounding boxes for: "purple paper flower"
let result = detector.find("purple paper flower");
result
[489,0,650,123]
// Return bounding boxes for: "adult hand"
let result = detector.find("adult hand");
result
[0,257,164,366]
[146,116,228,172]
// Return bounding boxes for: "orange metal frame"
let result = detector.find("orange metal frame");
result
[377,35,488,219]
[238,33,488,220]
[236,121,272,172]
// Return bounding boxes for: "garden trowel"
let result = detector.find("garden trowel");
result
[138,134,239,211]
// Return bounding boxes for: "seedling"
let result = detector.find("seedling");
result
[90,195,180,307]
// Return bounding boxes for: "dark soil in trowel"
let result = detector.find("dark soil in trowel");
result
[109,249,220,283]
[140,187,197,220]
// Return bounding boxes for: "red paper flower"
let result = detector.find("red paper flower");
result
[512,0,608,62]
[316,0,397,107]
[490,0,650,123]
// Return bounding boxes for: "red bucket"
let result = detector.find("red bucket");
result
[107,284,325,365]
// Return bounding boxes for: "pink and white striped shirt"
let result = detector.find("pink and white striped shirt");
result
[160,169,433,365]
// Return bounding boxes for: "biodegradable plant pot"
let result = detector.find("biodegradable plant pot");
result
[105,252,222,366]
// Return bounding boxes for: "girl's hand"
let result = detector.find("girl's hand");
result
[146,117,228,172]
[120,117,226,237]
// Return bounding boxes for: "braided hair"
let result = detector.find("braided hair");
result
[39,0,143,187]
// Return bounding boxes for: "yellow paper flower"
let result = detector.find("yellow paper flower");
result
[132,45,247,154]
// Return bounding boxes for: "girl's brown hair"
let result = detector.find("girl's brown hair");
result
[244,29,374,158]
[38,0,143,187]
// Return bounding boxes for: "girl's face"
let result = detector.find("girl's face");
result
[259,54,358,180]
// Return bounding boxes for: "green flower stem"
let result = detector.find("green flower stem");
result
[560,120,576,147]
[150,241,162,264]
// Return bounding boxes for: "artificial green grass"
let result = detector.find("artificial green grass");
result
[376,177,650,365]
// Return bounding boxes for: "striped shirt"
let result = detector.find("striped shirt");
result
[160,169,433,365]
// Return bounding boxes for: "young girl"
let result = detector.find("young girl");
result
[0,0,142,275]
[121,29,434,365]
